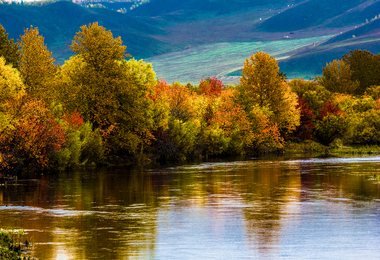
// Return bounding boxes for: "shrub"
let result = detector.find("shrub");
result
[315,114,348,145]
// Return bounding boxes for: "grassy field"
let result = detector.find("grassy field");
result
[146,35,334,84]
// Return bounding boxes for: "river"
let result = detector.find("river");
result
[1,155,380,259]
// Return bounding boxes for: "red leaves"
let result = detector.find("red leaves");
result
[150,79,170,101]
[64,109,85,129]
[319,100,345,120]
[294,98,315,140]
[14,115,66,169]
[298,98,315,129]
[0,96,67,173]
[199,77,223,96]
[373,99,380,110]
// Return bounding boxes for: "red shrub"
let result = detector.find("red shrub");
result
[199,77,223,96]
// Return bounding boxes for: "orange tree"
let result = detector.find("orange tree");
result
[0,97,66,173]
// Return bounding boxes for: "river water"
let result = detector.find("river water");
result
[1,155,380,259]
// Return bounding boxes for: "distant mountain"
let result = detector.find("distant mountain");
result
[278,17,380,78]
[1,0,380,80]
[128,0,300,23]
[258,0,368,32]
[0,1,176,63]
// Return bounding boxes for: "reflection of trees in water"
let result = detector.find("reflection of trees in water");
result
[1,159,380,259]
[0,167,165,259]
[240,163,301,255]
[298,160,380,201]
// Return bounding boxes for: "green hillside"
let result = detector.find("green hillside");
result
[0,1,176,63]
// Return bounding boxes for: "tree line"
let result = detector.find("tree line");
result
[1,22,380,174]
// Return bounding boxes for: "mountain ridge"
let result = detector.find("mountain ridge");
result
[1,0,380,80]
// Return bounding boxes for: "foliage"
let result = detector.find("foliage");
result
[70,22,127,71]
[0,58,26,171]
[365,85,380,100]
[62,23,155,161]
[284,140,326,153]
[240,51,284,108]
[342,50,380,95]
[315,100,347,145]
[0,229,24,260]
[315,114,347,146]
[0,57,25,110]
[239,51,300,136]
[289,78,331,114]
[318,100,345,120]
[18,26,56,97]
[334,94,375,114]
[316,59,359,95]
[244,105,284,152]
[121,58,156,89]
[293,97,315,140]
[155,81,195,122]
[346,109,380,144]
[150,81,197,160]
[0,97,66,173]
[199,76,223,96]
[0,25,20,69]
[5,21,380,170]
[56,119,104,168]
[209,88,249,154]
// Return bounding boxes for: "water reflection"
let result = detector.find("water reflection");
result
[1,156,380,259]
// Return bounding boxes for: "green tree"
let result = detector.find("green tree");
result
[18,26,56,96]
[239,51,300,135]
[342,50,380,95]
[316,59,359,95]
[0,24,20,69]
[315,114,347,146]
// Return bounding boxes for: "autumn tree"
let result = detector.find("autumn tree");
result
[199,76,223,96]
[293,98,315,140]
[0,57,24,107]
[67,22,128,126]
[289,78,331,114]
[150,81,198,160]
[61,23,155,159]
[0,97,66,173]
[316,59,359,95]
[239,51,300,136]
[0,57,25,135]
[0,25,20,69]
[18,26,56,96]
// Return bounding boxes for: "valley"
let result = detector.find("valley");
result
[146,35,334,84]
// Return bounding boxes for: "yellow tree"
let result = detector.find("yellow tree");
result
[61,23,156,158]
[239,51,300,136]
[0,25,20,69]
[18,26,56,97]
[0,57,25,133]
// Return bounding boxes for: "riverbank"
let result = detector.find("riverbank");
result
[284,141,380,156]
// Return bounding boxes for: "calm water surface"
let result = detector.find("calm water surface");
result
[1,155,380,259]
